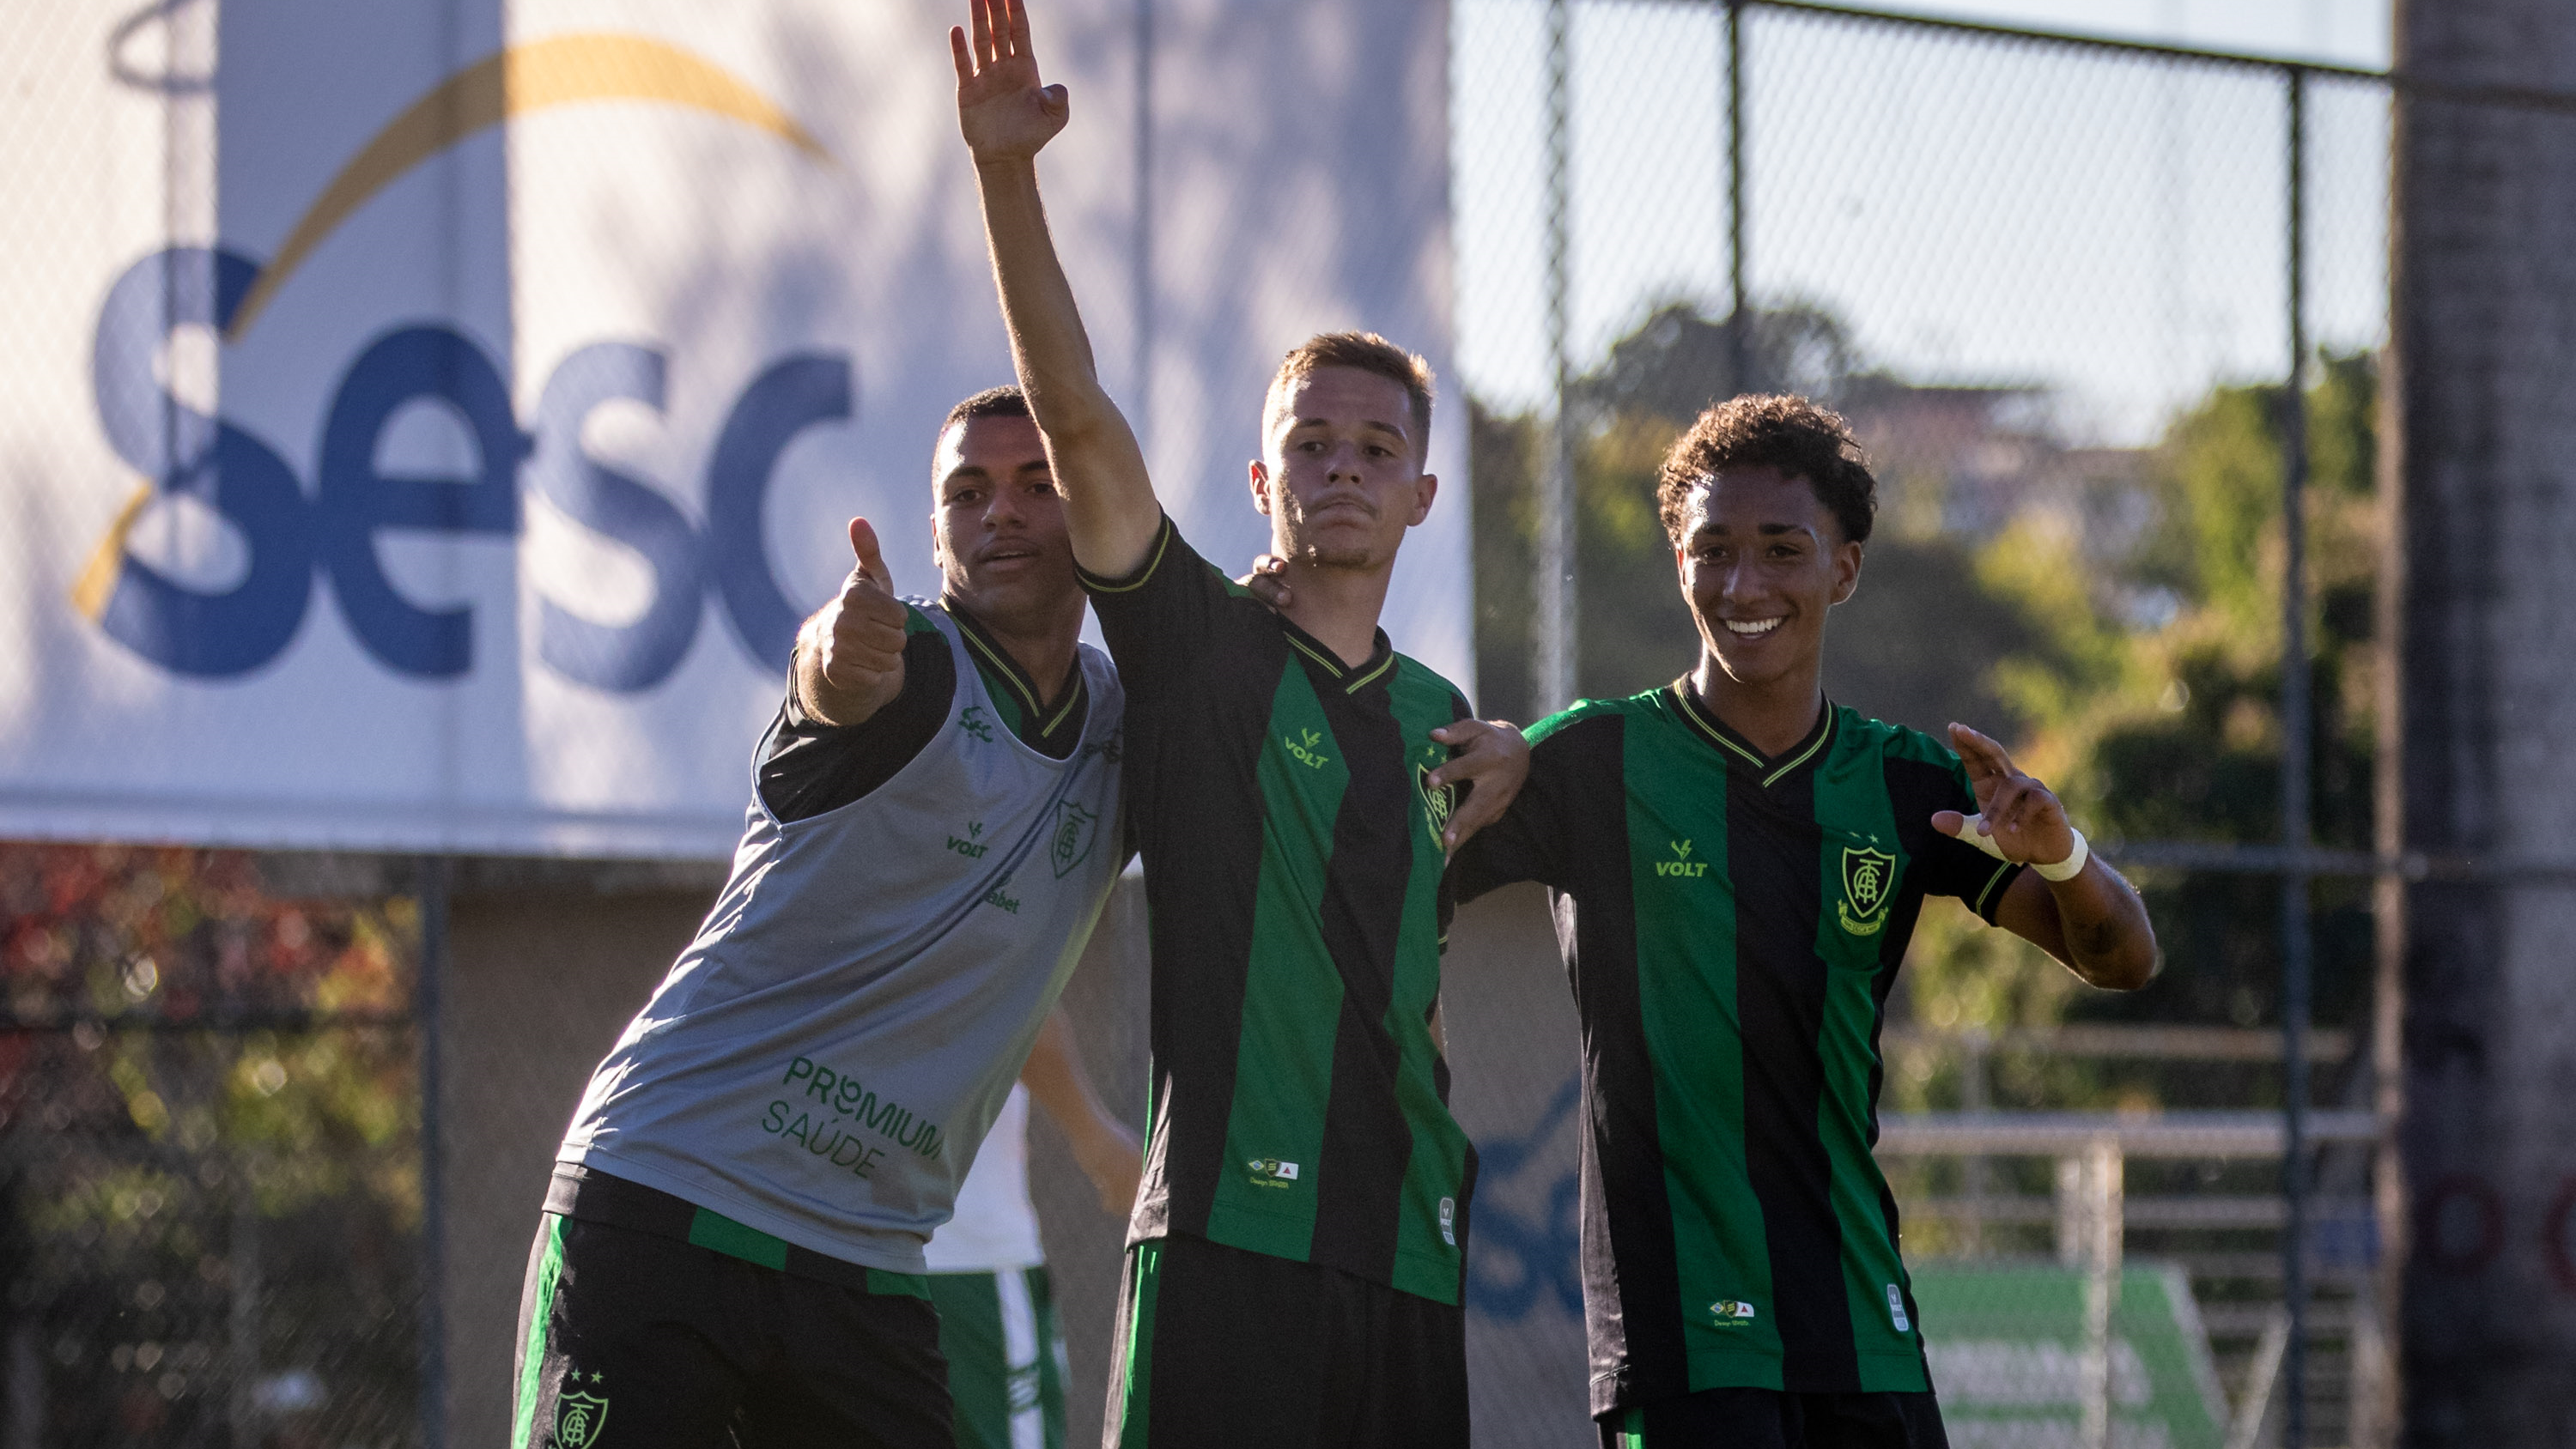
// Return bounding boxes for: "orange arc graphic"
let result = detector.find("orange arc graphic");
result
[223,32,833,341]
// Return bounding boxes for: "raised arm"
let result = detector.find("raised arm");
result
[1935,724,2160,991]
[952,0,1161,579]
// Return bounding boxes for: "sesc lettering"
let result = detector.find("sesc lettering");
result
[88,246,853,686]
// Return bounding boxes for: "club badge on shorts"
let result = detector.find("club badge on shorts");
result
[556,1389,610,1449]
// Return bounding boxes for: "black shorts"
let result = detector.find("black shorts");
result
[1103,1231,1467,1449]
[1598,1387,1951,1449]
[512,1199,951,1449]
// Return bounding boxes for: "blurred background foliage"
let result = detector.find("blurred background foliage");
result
[1470,301,2379,1112]
[0,844,422,1443]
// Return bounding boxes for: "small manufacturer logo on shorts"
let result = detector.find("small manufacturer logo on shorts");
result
[556,1387,611,1449]
[1439,1196,1457,1246]
[1246,1157,1300,1189]
[1710,1299,1758,1327]
[1886,1282,1911,1332]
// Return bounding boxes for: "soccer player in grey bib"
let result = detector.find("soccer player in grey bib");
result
[512,388,1127,1449]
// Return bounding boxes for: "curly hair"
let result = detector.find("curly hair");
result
[1655,393,1876,546]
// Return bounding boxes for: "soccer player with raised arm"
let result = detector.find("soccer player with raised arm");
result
[1452,395,2160,1449]
[514,388,1127,1449]
[953,3,1528,1445]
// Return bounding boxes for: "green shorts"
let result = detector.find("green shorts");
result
[927,1266,1067,1449]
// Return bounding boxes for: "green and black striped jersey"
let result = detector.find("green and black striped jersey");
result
[1080,517,1478,1305]
[1454,684,2023,1414]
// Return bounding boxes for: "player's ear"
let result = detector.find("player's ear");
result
[1830,537,1863,606]
[1249,459,1273,517]
[1405,472,1437,526]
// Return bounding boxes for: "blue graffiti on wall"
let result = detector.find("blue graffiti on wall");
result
[1466,1075,1585,1323]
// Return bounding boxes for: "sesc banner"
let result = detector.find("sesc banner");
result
[1,0,1464,858]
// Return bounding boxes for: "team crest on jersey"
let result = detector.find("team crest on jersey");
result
[555,1389,610,1449]
[1838,846,1898,936]
[1050,801,1100,879]
[1416,764,1456,850]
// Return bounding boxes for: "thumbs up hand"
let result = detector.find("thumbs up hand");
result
[796,518,913,726]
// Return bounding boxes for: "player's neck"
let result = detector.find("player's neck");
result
[1278,559,1393,667]
[951,594,1084,706]
[1690,652,1825,758]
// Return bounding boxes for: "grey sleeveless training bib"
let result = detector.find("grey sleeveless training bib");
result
[557,605,1125,1274]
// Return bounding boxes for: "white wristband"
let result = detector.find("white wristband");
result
[1954,815,2089,882]
[2035,828,2089,882]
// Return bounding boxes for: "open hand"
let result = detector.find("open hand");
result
[952,0,1067,162]
[1931,722,2076,868]
[805,518,911,723]
[1427,719,1530,852]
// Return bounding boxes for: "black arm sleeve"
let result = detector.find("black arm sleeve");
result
[755,633,957,823]
[1889,755,2026,925]
[1076,514,1250,704]
[1449,718,1589,904]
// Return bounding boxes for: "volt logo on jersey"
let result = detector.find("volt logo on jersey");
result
[1839,846,1898,936]
[1281,728,1332,770]
[76,34,847,687]
[1655,839,1709,879]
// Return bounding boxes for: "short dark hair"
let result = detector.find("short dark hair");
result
[944,385,1030,427]
[1656,393,1876,545]
[1263,332,1435,463]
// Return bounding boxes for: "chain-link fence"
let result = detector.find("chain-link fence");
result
[1449,4,2392,1448]
[0,845,426,1448]
[0,3,2488,1448]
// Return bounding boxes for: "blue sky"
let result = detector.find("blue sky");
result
[1451,0,2391,443]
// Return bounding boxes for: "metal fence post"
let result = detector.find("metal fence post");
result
[2278,63,2314,1449]
[1132,0,1155,446]
[1726,0,1748,388]
[1537,0,1577,713]
[2080,1134,2125,1449]
[417,856,449,1449]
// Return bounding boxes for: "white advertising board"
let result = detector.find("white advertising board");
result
[0,0,1465,858]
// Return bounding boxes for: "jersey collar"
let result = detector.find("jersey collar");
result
[1279,615,1398,695]
[944,595,1088,747]
[1672,680,1836,788]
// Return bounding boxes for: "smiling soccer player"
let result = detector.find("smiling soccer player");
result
[1454,394,2159,1449]
[515,388,1128,1449]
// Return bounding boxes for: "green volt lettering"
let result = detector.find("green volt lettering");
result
[1282,727,1331,769]
[1655,839,1709,878]
[946,820,989,858]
